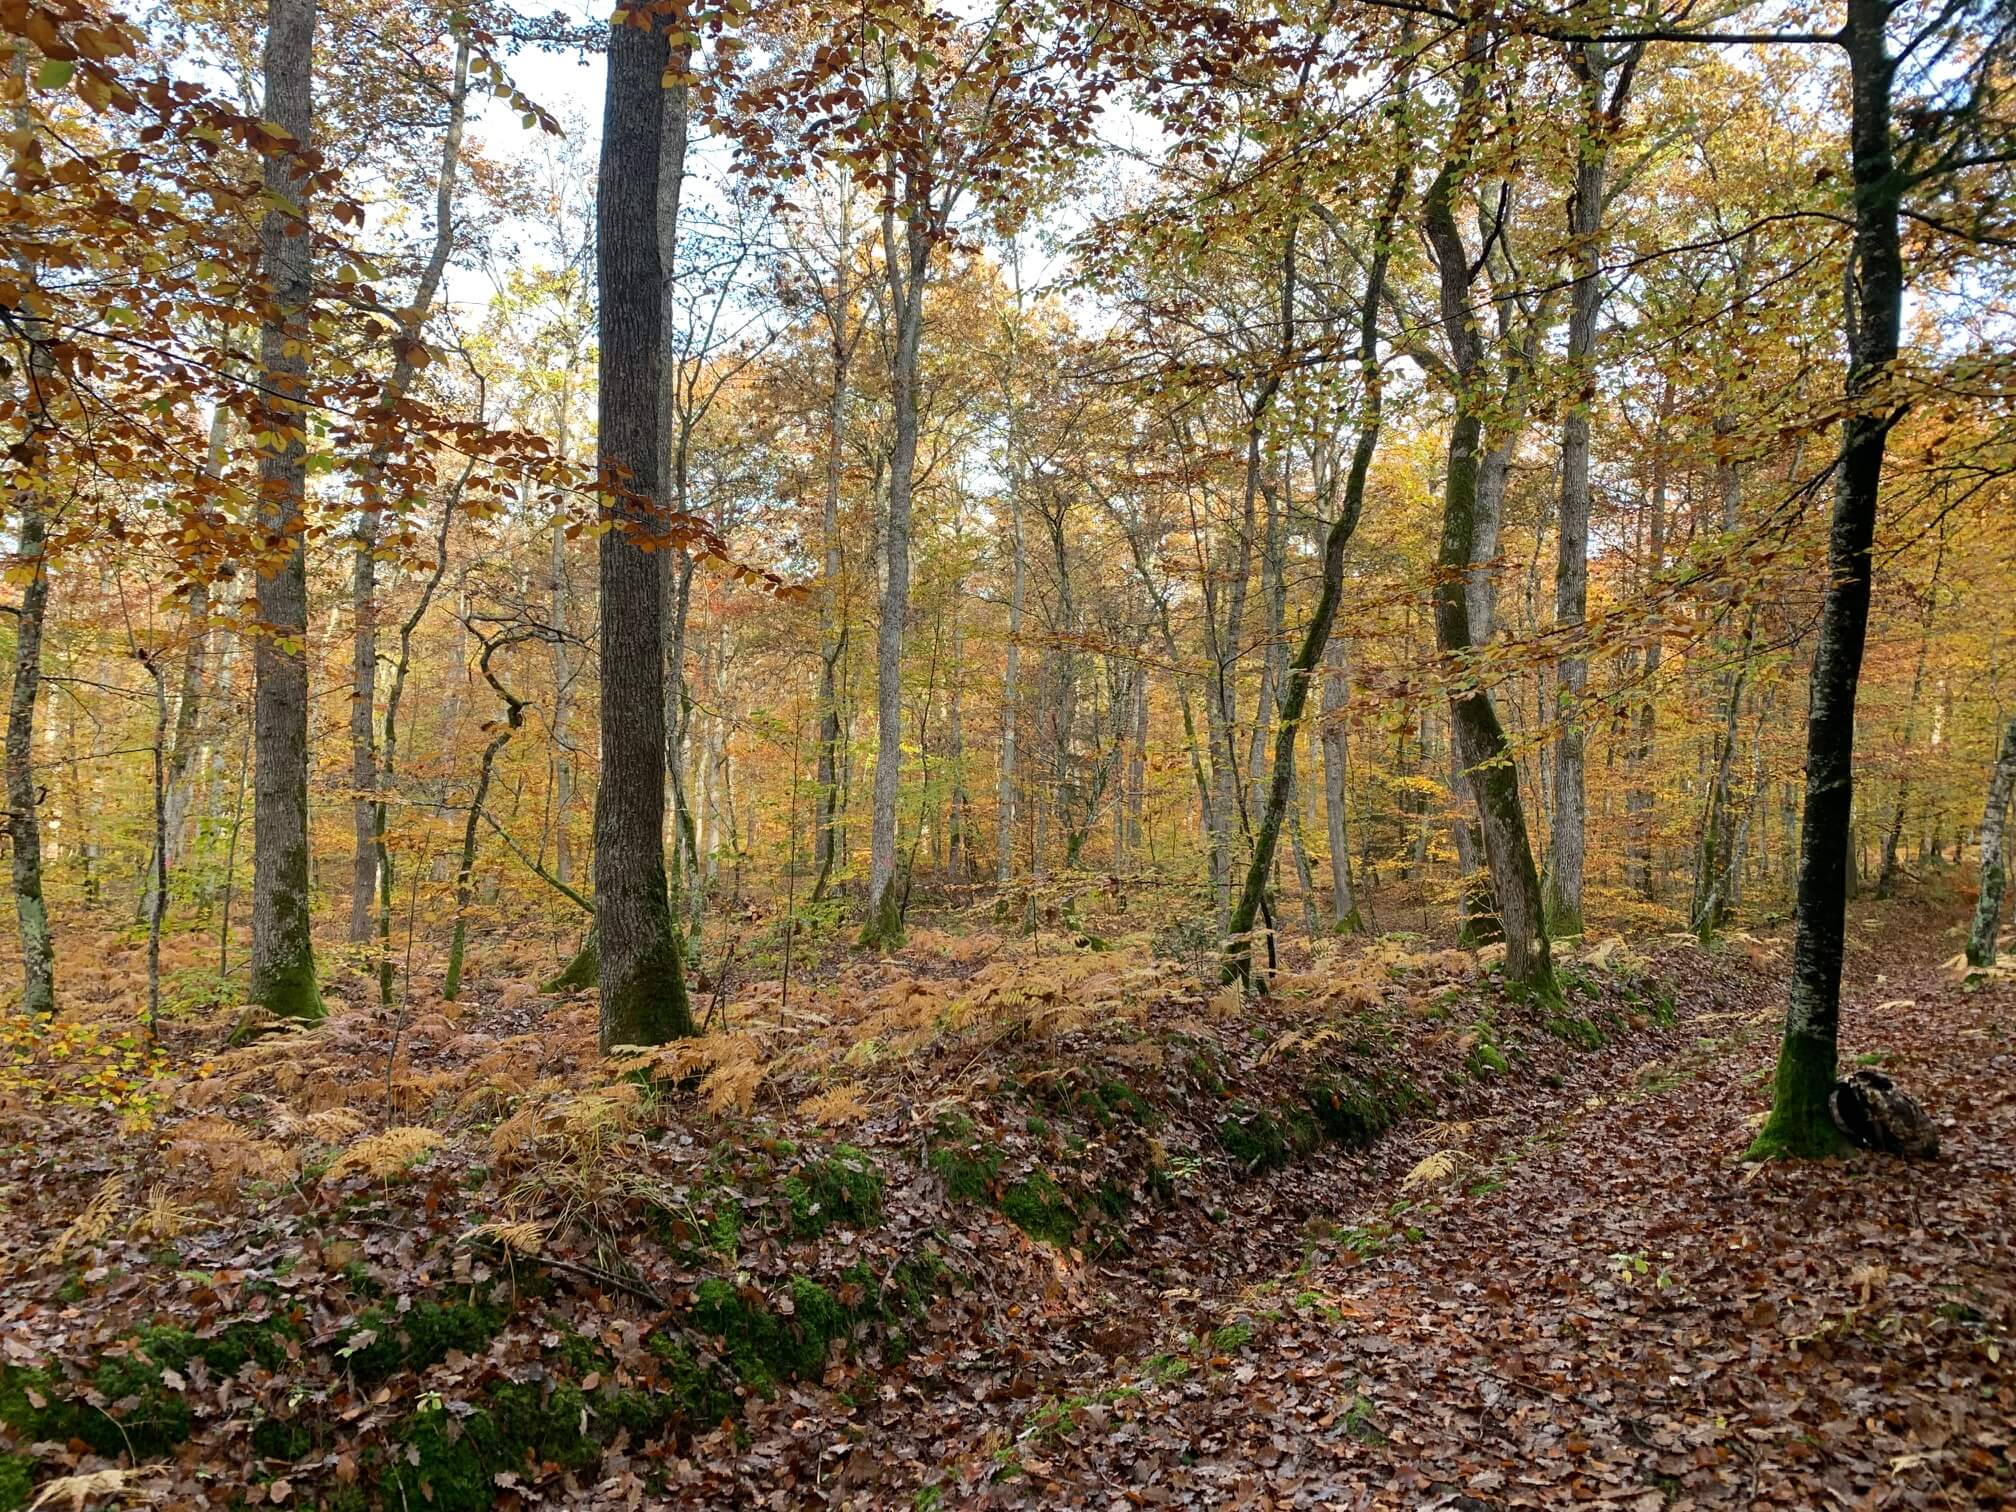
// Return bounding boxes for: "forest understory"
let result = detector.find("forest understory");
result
[1,881,2008,1511]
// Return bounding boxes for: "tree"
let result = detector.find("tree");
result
[1967,712,2016,967]
[246,0,324,1027]
[593,1,694,1050]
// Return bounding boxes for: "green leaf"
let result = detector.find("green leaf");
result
[37,59,75,89]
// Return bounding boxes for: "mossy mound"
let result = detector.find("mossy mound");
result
[1302,1071,1426,1148]
[929,1121,1091,1248]
[780,1143,884,1237]
[0,1313,299,1459]
[0,1454,29,1512]
[340,1293,509,1385]
[1216,1102,1323,1173]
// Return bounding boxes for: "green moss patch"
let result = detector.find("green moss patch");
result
[691,1275,845,1392]
[0,1454,29,1512]
[339,1294,508,1385]
[0,1314,299,1459]
[780,1143,884,1237]
[1302,1071,1426,1148]
[1216,1102,1322,1173]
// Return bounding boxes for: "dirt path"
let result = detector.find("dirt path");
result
[935,937,2016,1508]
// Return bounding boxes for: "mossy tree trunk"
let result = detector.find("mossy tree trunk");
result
[1752,0,1901,1159]
[1422,74,1555,1000]
[247,0,323,1029]
[1227,155,1404,987]
[1966,713,2016,967]
[594,6,693,1050]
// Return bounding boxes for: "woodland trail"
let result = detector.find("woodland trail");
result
[940,925,2016,1508]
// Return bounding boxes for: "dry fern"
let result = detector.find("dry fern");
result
[129,1183,198,1241]
[48,1174,121,1264]
[798,1082,872,1125]
[322,1126,439,1184]
[30,1469,144,1510]
[467,1218,549,1255]
[1402,1150,1464,1190]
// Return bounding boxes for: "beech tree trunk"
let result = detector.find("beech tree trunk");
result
[1545,41,1636,935]
[347,35,468,944]
[1424,133,1554,997]
[1966,713,2016,967]
[1225,167,1399,984]
[247,0,323,1027]
[1753,0,1900,1158]
[594,6,693,1049]
[861,184,931,948]
[1320,636,1361,933]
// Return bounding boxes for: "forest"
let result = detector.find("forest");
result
[0,0,2012,1503]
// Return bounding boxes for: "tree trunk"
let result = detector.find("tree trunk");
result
[1424,145,1554,997]
[1544,42,1635,936]
[347,33,469,943]
[1320,635,1362,933]
[247,0,323,1028]
[594,6,693,1049]
[1966,713,2016,967]
[1626,387,1669,898]
[861,187,930,948]
[1225,174,1398,986]
[1752,0,1900,1158]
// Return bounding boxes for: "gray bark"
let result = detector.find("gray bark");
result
[1966,713,2016,967]
[247,0,323,1025]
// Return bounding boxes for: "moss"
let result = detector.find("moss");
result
[0,1317,291,1461]
[927,1141,1001,1202]
[340,1296,507,1385]
[1000,1170,1077,1248]
[1543,1013,1607,1050]
[0,1454,29,1512]
[250,1415,318,1460]
[1747,1025,1853,1160]
[542,926,598,993]
[1303,1072,1425,1148]
[1466,1036,1511,1077]
[781,1144,884,1237]
[1216,1103,1315,1173]
[1208,1322,1254,1352]
[690,1276,844,1392]
[643,1335,738,1429]
[600,932,696,1046]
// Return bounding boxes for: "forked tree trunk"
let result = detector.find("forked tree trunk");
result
[1545,40,1637,936]
[1225,166,1401,986]
[861,180,932,949]
[247,0,323,1028]
[594,6,693,1050]
[348,33,469,943]
[1752,0,1901,1159]
[1966,713,2016,967]
[1424,133,1555,997]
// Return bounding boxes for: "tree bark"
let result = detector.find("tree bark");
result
[1545,42,1636,936]
[1965,713,2016,967]
[247,0,323,1027]
[1225,167,1400,986]
[1424,140,1555,997]
[1752,0,1901,1158]
[1320,635,1362,933]
[861,180,931,948]
[594,6,693,1049]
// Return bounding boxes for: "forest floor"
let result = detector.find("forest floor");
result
[0,890,2010,1511]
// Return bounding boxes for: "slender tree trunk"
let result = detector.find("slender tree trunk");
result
[1425,144,1555,997]
[1626,389,1669,897]
[1752,0,1900,1158]
[247,0,323,1028]
[812,200,854,900]
[1544,43,1634,935]
[1965,714,2016,967]
[594,6,693,1049]
[1320,635,1362,933]
[347,34,468,943]
[1226,172,1398,985]
[861,187,930,948]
